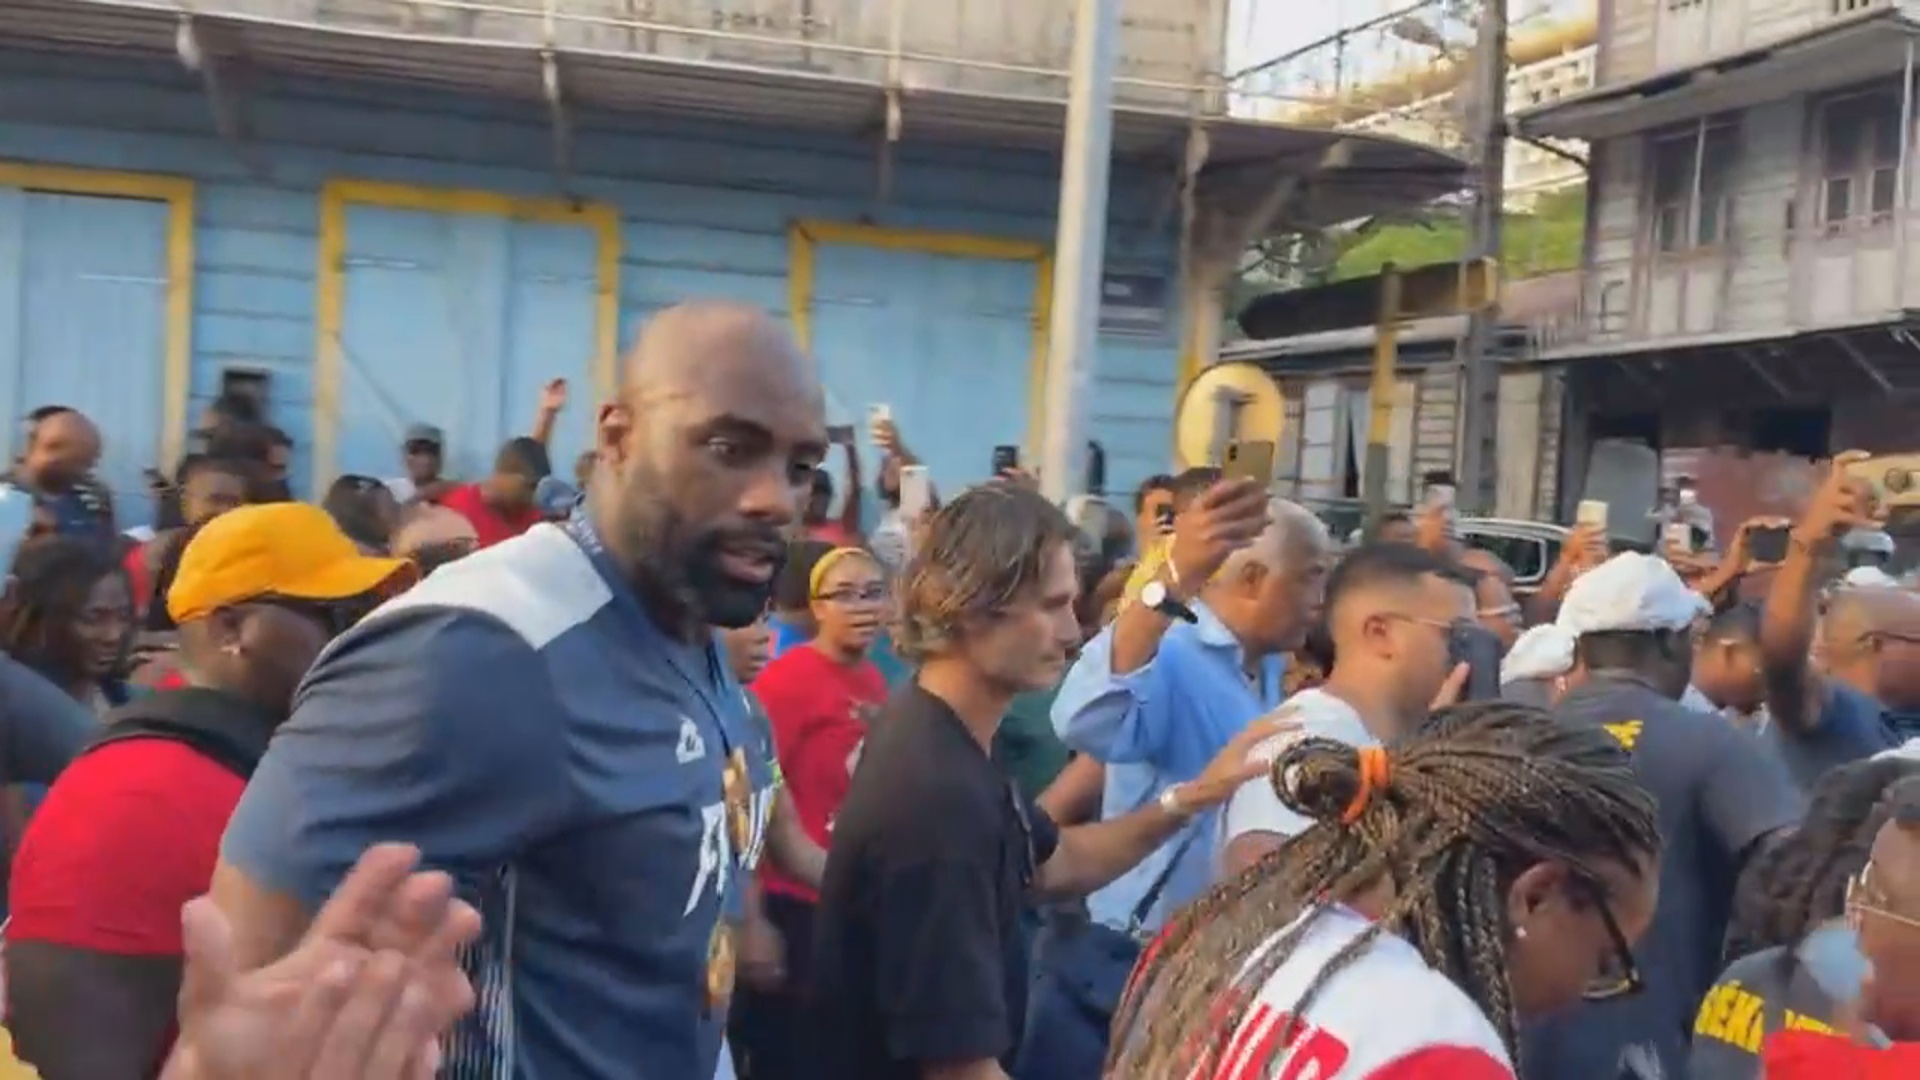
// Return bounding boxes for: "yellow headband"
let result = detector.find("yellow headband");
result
[809,546,875,598]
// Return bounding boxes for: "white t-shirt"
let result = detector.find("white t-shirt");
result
[1204,907,1514,1079]
[1223,689,1375,848]
[385,476,417,503]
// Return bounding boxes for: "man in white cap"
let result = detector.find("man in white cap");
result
[1521,552,1804,1080]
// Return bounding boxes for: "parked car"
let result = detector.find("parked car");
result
[1303,498,1569,600]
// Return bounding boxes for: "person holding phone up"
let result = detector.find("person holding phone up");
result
[1024,482,1330,1078]
[1758,452,1906,789]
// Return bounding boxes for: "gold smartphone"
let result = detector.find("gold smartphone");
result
[1221,439,1277,485]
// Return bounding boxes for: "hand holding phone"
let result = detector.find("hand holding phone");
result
[1576,499,1609,531]
[898,465,932,520]
[1446,624,1504,703]
[991,445,1020,476]
[1221,440,1276,486]
[1745,523,1791,566]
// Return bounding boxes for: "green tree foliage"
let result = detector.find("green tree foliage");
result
[1330,188,1586,281]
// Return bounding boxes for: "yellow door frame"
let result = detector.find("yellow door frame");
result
[0,161,197,471]
[313,178,622,492]
[786,220,1054,459]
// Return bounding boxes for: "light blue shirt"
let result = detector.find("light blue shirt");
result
[1050,602,1285,932]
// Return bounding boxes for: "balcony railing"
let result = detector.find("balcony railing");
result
[1529,212,1920,356]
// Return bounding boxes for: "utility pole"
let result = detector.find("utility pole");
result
[1455,0,1508,515]
[1038,0,1120,503]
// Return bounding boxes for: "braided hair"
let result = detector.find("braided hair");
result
[1723,755,1918,963]
[1107,701,1661,1078]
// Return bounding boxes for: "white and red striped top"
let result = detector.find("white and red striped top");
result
[1199,906,1516,1080]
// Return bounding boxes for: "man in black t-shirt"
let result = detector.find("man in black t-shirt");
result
[811,484,1278,1080]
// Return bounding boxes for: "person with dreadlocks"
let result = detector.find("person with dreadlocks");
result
[1107,700,1662,1080]
[1527,552,1804,1080]
[1689,755,1920,1079]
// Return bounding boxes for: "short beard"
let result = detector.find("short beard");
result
[612,465,779,633]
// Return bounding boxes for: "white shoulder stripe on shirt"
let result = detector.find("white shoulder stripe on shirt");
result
[362,523,613,651]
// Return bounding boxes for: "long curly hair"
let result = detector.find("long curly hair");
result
[1106,701,1662,1078]
[1724,755,1918,963]
[2,536,124,683]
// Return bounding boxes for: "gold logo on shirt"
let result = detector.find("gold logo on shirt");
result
[1604,720,1644,752]
[723,747,752,858]
[705,921,736,1012]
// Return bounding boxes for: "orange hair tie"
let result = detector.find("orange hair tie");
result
[1340,745,1392,824]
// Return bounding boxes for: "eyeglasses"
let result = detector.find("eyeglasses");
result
[1581,887,1646,1002]
[1381,613,1476,636]
[1846,865,1920,932]
[816,584,887,604]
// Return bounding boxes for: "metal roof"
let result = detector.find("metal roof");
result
[2,0,1467,230]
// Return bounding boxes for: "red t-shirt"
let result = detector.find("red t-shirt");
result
[751,645,886,903]
[10,739,244,955]
[123,542,151,617]
[441,482,541,549]
[7,739,246,1066]
[807,521,859,547]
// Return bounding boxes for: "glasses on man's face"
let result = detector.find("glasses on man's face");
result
[1580,887,1645,1002]
[816,584,887,605]
[1846,865,1920,932]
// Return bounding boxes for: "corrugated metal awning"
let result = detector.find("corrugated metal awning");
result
[0,0,1466,230]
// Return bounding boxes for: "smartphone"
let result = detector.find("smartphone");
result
[1154,504,1175,535]
[1663,521,1693,554]
[1221,440,1277,486]
[1425,484,1456,510]
[991,444,1020,475]
[898,465,932,519]
[1747,524,1791,565]
[1448,624,1504,702]
[1576,499,1609,531]
[825,423,855,445]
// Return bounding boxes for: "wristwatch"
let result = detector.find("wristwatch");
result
[1157,783,1195,820]
[1139,579,1198,624]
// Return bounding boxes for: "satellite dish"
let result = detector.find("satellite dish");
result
[1173,362,1286,470]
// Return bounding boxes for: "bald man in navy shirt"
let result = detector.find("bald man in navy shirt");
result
[215,302,828,1078]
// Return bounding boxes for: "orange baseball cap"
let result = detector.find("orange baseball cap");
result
[167,502,417,624]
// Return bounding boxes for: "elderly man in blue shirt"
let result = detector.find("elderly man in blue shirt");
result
[1015,480,1331,1079]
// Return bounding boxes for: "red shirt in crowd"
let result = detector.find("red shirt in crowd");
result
[7,739,247,1063]
[806,521,859,547]
[441,482,541,549]
[1764,1030,1920,1079]
[752,644,886,903]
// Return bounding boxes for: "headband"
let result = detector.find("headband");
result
[809,546,875,598]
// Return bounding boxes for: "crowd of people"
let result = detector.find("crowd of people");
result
[0,299,1914,1079]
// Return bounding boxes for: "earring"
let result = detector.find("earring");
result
[222,643,242,658]
[1515,926,1529,940]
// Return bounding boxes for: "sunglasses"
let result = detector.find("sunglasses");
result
[1580,884,1645,1003]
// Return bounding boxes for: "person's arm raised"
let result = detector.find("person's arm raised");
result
[1107,478,1269,676]
[1761,453,1876,735]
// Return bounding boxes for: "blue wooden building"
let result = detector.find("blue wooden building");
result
[0,0,1457,524]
